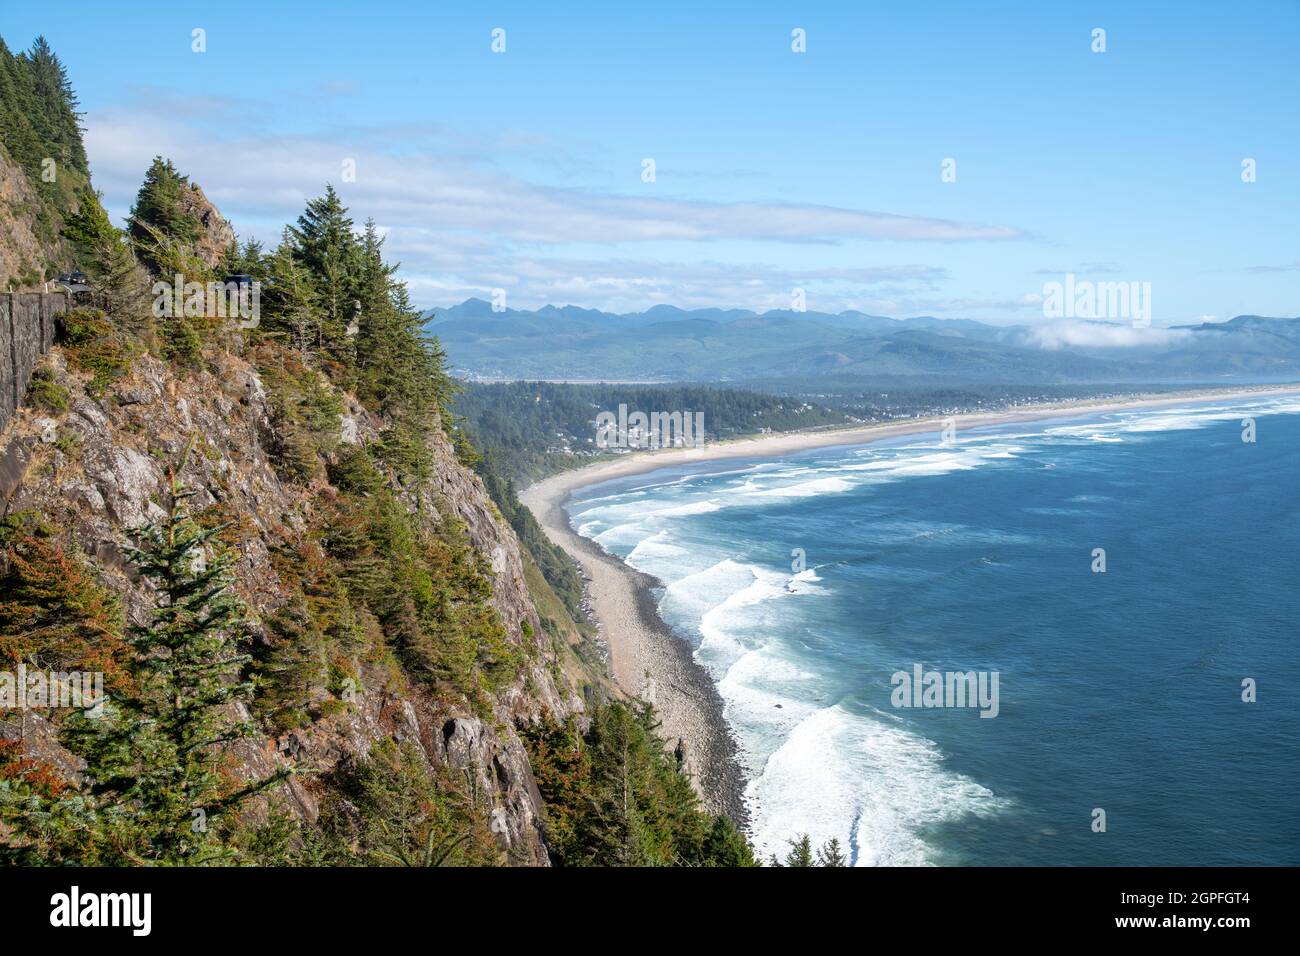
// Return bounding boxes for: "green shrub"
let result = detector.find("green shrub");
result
[25,367,69,413]
[327,444,385,496]
[57,308,136,398]
[159,312,203,367]
[252,534,366,733]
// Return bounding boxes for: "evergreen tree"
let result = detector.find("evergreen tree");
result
[816,836,848,867]
[23,36,86,176]
[62,194,150,321]
[0,37,45,176]
[353,219,401,405]
[523,702,757,867]
[129,156,203,274]
[767,833,846,867]
[0,513,130,689]
[263,230,322,360]
[313,738,499,866]
[95,462,282,860]
[0,34,95,269]
[781,834,815,867]
[286,184,362,371]
[2,461,290,864]
[218,236,268,282]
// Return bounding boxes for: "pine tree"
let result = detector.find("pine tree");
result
[129,157,203,274]
[782,834,815,867]
[286,185,362,370]
[816,836,848,867]
[0,37,45,176]
[264,230,322,360]
[49,460,289,864]
[701,814,757,867]
[218,236,268,282]
[0,35,95,271]
[23,36,86,176]
[353,219,401,407]
[63,194,150,321]
[521,702,757,867]
[314,738,498,866]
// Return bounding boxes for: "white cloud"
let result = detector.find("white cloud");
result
[1028,321,1194,349]
[85,110,1022,245]
[80,89,1030,311]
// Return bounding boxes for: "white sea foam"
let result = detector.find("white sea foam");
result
[652,498,723,517]
[661,559,763,638]
[591,522,649,551]
[697,567,789,664]
[625,530,688,566]
[786,567,826,594]
[742,475,856,498]
[1037,397,1299,445]
[840,444,1019,479]
[744,704,1008,866]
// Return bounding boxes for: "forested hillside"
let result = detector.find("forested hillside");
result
[456,381,849,484]
[0,35,754,867]
[0,36,96,288]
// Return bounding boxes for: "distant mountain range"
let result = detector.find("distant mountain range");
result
[425,299,1300,385]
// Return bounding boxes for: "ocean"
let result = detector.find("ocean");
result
[566,395,1300,865]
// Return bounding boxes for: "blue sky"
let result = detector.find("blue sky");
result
[5,1,1298,324]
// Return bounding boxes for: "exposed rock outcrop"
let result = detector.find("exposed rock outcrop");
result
[179,182,236,269]
[0,338,585,864]
[0,149,61,290]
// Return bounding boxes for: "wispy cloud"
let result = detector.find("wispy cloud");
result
[1033,261,1122,276]
[82,88,1030,311]
[88,114,1024,244]
[1245,261,1300,274]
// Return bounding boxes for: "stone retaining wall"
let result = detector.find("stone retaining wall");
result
[0,291,67,433]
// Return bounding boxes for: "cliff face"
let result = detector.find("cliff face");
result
[179,182,235,270]
[0,335,586,864]
[0,148,69,289]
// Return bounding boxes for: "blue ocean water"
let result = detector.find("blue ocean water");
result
[567,396,1300,865]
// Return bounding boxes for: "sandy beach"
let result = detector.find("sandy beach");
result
[519,382,1300,817]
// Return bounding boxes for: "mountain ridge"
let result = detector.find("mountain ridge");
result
[426,299,1300,384]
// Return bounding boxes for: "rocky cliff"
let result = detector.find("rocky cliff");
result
[179,181,236,270]
[0,331,589,864]
[0,148,70,289]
